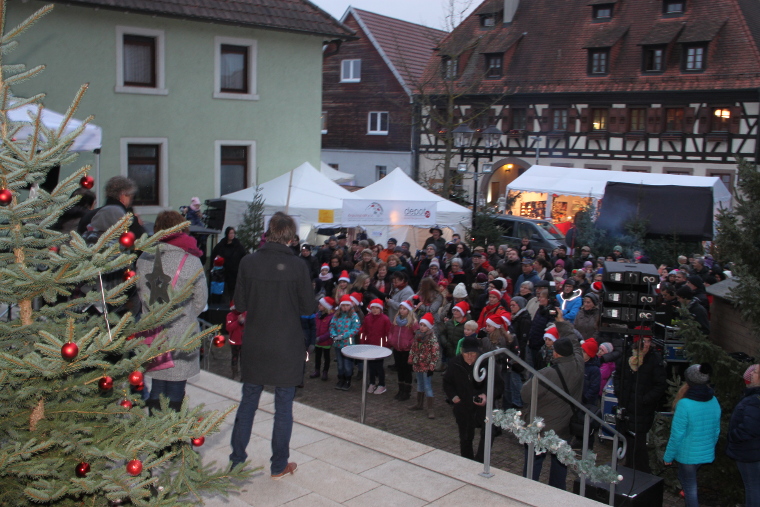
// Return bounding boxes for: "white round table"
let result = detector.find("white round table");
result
[340,344,392,423]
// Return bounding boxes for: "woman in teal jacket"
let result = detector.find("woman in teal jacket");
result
[663,363,721,507]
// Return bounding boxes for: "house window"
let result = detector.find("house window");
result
[593,4,613,19]
[663,0,684,14]
[588,49,609,75]
[623,166,651,173]
[368,112,389,135]
[127,144,160,206]
[643,46,665,72]
[220,146,249,196]
[683,44,706,71]
[486,54,503,78]
[214,37,257,100]
[511,108,527,130]
[664,167,693,175]
[552,109,567,131]
[592,108,608,131]
[480,14,498,27]
[442,56,458,79]
[629,108,646,131]
[321,111,328,134]
[116,27,166,95]
[376,165,387,179]
[340,59,361,82]
[707,170,734,193]
[665,108,684,131]
[711,108,731,132]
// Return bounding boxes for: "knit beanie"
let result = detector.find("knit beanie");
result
[744,364,759,385]
[453,283,468,298]
[554,338,573,357]
[685,363,712,385]
[511,296,527,310]
[491,279,504,291]
[598,342,613,356]
[461,336,480,354]
[581,337,599,357]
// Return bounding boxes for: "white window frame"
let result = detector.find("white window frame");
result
[214,140,257,197]
[321,111,328,134]
[367,111,389,135]
[120,137,169,214]
[115,26,168,96]
[214,36,258,100]
[340,59,361,83]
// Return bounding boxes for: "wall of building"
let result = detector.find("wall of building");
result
[321,149,412,187]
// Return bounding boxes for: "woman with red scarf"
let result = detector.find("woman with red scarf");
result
[477,289,511,331]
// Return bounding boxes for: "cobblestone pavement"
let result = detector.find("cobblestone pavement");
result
[201,342,681,506]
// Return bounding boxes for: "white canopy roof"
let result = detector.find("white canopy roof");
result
[320,161,355,184]
[508,165,732,207]
[7,101,102,152]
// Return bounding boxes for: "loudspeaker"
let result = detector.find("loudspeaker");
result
[573,465,663,507]
[600,262,658,326]
[205,199,226,231]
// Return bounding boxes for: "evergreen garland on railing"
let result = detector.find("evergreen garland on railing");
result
[492,409,623,485]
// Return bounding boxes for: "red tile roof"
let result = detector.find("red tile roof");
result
[422,0,760,95]
[63,0,354,38]
[350,8,446,94]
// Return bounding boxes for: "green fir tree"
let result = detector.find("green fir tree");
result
[235,185,264,253]
[0,3,249,504]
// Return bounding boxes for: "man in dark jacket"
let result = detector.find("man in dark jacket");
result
[726,363,760,504]
[229,212,315,479]
[514,258,542,297]
[77,175,146,238]
[443,337,504,462]
[298,244,320,280]
[676,286,710,334]
[497,248,523,286]
[521,310,584,490]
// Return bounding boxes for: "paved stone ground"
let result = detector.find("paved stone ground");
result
[201,343,681,506]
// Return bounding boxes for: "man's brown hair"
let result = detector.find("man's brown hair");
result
[267,212,297,245]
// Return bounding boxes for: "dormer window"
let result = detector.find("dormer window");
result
[593,4,613,20]
[663,0,684,15]
[481,14,496,27]
[485,53,503,78]
[442,56,458,80]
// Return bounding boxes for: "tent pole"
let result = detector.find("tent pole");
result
[94,149,101,205]
[285,168,294,215]
[545,192,553,220]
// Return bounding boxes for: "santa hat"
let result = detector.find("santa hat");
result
[339,294,353,307]
[229,300,236,310]
[338,270,350,282]
[500,312,512,327]
[452,301,470,316]
[320,263,329,272]
[486,315,502,328]
[581,337,599,357]
[400,300,415,313]
[419,312,435,329]
[632,325,651,342]
[369,298,384,310]
[591,281,603,293]
[543,324,559,342]
[349,292,362,306]
[319,296,335,311]
[488,289,502,300]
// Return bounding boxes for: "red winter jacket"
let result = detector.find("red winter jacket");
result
[315,311,334,348]
[388,321,419,352]
[226,310,247,346]
[359,312,391,348]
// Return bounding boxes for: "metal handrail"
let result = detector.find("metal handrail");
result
[473,345,627,505]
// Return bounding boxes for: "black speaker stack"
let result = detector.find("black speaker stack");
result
[204,199,226,231]
[599,261,659,334]
[573,465,664,506]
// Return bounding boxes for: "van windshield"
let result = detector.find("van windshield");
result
[535,221,565,241]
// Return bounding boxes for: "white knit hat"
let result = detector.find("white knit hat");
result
[452,283,468,298]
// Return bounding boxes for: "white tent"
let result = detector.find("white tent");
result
[8,101,102,153]
[342,167,472,248]
[320,161,355,185]
[222,162,354,240]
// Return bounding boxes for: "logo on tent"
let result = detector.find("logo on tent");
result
[366,202,384,216]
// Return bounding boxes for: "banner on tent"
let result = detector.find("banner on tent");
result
[342,200,436,226]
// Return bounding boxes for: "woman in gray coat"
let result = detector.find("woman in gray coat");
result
[136,211,207,412]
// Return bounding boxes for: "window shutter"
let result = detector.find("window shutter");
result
[526,107,537,132]
[540,110,551,132]
[684,107,696,133]
[729,106,742,134]
[607,109,619,134]
[567,108,578,133]
[696,107,710,134]
[579,108,589,132]
[616,108,629,133]
[501,109,511,132]
[646,107,663,133]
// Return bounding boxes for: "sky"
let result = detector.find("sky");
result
[311,0,479,30]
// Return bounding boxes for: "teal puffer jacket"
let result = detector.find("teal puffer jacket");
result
[663,396,721,465]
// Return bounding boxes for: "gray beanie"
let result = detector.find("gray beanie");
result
[511,296,527,310]
[452,283,468,299]
[685,363,712,385]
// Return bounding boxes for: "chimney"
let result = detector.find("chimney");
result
[503,0,519,24]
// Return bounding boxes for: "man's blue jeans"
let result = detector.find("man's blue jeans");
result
[335,348,354,378]
[229,383,296,475]
[523,445,568,490]
[737,460,760,507]
[148,379,187,403]
[676,462,701,507]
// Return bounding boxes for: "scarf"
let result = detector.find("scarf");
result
[395,315,408,327]
[685,383,715,402]
[628,349,646,372]
[161,232,202,257]
[319,271,332,282]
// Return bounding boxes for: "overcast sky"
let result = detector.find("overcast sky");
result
[311,0,479,30]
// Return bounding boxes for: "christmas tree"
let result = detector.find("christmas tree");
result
[0,2,249,504]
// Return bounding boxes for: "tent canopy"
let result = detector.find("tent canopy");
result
[8,101,102,152]
[508,165,731,208]
[320,161,355,184]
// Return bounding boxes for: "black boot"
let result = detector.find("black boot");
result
[168,400,183,413]
[342,377,351,391]
[146,398,161,416]
[393,384,403,400]
[399,383,411,401]
[334,375,345,390]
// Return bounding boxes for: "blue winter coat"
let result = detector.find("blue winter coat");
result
[556,290,583,323]
[583,357,601,406]
[726,386,760,463]
[663,395,721,465]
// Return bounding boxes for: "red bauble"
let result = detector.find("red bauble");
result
[213,255,225,267]
[79,175,95,189]
[128,371,143,386]
[119,231,136,249]
[191,436,205,447]
[126,459,142,476]
[212,335,225,348]
[75,462,91,478]
[98,376,114,391]
[49,246,59,254]
[0,188,12,205]
[119,399,133,409]
[61,342,79,360]
[134,382,145,391]
[123,269,136,281]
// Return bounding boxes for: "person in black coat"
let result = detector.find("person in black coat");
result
[613,336,667,474]
[211,227,247,303]
[77,176,146,238]
[527,288,554,370]
[443,337,504,463]
[726,364,760,506]
[298,244,320,280]
[676,286,710,334]
[509,296,532,367]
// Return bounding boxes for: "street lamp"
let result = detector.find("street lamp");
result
[453,124,502,231]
